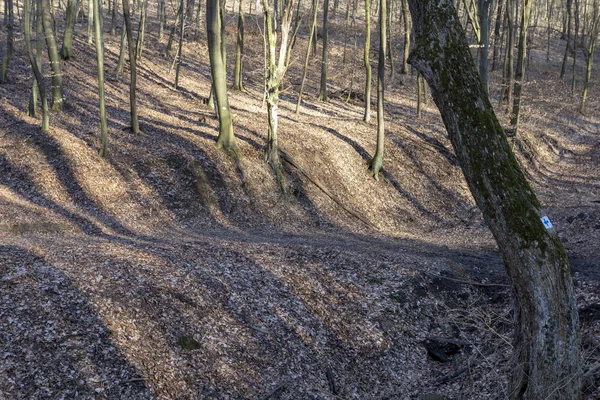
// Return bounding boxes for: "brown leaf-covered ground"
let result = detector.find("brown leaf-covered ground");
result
[1,3,599,399]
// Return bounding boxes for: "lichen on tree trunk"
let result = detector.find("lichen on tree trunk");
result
[406,1,581,399]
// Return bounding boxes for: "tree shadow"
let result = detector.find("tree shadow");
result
[0,245,150,399]
[305,120,443,223]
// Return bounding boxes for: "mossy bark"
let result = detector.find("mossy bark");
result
[406,1,581,399]
[207,0,239,156]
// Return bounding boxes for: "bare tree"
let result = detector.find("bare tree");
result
[207,0,239,155]
[262,0,297,189]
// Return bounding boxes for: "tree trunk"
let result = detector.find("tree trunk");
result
[318,0,330,101]
[23,1,50,132]
[87,0,93,44]
[560,0,572,79]
[262,0,296,190]
[28,1,44,117]
[24,0,50,130]
[42,0,64,111]
[136,0,147,60]
[1,0,14,83]
[175,0,186,89]
[491,0,504,71]
[93,0,108,156]
[110,0,118,35]
[296,0,319,113]
[510,0,533,133]
[363,0,372,121]
[477,0,491,94]
[207,0,239,155]
[400,0,410,74]
[122,0,140,133]
[116,24,127,75]
[60,0,77,59]
[233,0,245,90]
[406,2,581,399]
[368,0,386,180]
[570,0,579,95]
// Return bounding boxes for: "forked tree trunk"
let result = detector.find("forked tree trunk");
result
[367,0,385,180]
[262,0,296,190]
[28,2,44,117]
[207,0,239,155]
[24,0,50,131]
[406,1,581,399]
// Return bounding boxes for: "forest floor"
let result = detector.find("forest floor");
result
[1,4,600,399]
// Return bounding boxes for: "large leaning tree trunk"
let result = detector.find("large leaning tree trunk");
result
[207,0,239,156]
[406,1,581,399]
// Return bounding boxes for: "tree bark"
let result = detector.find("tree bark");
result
[262,0,296,190]
[24,0,50,130]
[122,0,140,133]
[510,0,532,133]
[60,0,77,59]
[233,0,245,90]
[207,0,239,156]
[1,0,14,83]
[406,1,581,399]
[296,0,319,113]
[42,0,64,111]
[93,0,108,157]
[367,0,386,180]
[318,0,330,101]
[363,0,372,121]
[400,0,410,74]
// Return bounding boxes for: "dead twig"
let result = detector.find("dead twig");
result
[423,271,510,288]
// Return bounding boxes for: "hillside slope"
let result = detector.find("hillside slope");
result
[0,7,599,399]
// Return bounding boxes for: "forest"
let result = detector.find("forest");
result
[0,0,599,398]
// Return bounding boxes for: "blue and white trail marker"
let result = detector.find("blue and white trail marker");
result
[541,216,553,230]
